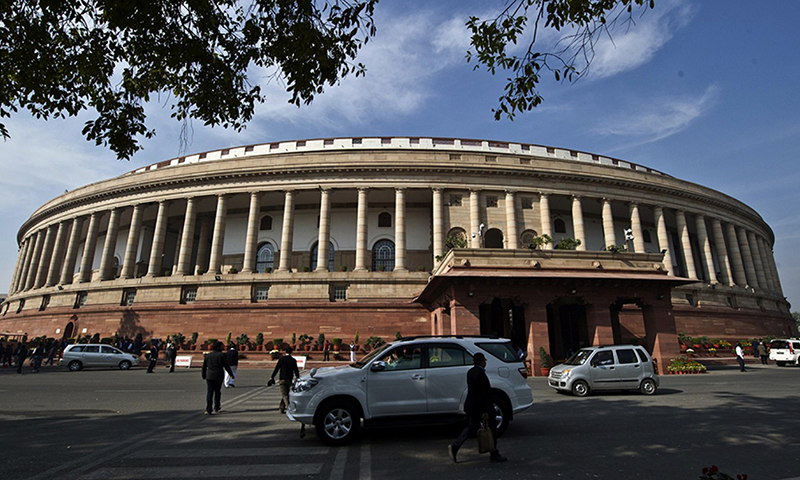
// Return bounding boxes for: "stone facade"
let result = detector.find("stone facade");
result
[1,137,793,365]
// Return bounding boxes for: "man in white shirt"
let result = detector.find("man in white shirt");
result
[735,342,746,372]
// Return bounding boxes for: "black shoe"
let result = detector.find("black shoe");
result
[490,452,507,463]
[230,384,235,387]
[204,411,212,415]
[215,408,221,413]
[448,444,458,463]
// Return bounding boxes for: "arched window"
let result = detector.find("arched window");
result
[378,212,392,228]
[554,218,567,234]
[310,242,335,271]
[260,215,273,231]
[255,243,275,273]
[372,239,395,271]
[484,228,504,248]
[642,229,652,244]
[445,228,467,249]
[520,229,539,249]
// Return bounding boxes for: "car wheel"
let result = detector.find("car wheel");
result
[491,394,512,437]
[119,360,132,370]
[68,360,83,371]
[571,380,590,397]
[776,361,786,367]
[315,400,361,446]
[639,378,657,395]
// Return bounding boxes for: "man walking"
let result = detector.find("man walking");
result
[735,342,746,372]
[146,340,159,373]
[448,352,507,463]
[270,347,300,414]
[167,342,178,373]
[202,341,234,415]
[14,342,29,374]
[224,343,238,388]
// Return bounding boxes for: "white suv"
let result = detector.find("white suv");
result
[769,339,800,366]
[60,344,140,371]
[287,336,533,446]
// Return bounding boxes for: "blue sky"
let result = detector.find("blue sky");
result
[1,0,798,311]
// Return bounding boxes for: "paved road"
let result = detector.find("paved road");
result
[1,362,799,479]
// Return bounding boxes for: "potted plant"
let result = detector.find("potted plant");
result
[255,332,264,351]
[206,338,218,350]
[353,331,360,351]
[190,332,199,350]
[555,237,581,250]
[332,338,342,351]
[291,332,297,349]
[317,333,325,351]
[708,347,717,357]
[366,336,385,350]
[236,333,249,351]
[273,338,284,351]
[395,331,402,341]
[539,346,551,376]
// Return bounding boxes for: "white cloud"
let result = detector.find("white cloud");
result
[593,85,719,141]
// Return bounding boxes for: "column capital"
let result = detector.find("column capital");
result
[469,188,481,194]
[628,201,639,207]
[539,191,550,197]
[358,187,370,193]
[572,194,582,200]
[431,187,444,193]
[394,187,407,193]
[505,189,517,195]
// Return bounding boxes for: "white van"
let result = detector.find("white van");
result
[548,344,659,397]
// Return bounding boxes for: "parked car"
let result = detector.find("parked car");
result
[60,344,140,371]
[287,335,533,446]
[548,344,659,397]
[768,339,800,366]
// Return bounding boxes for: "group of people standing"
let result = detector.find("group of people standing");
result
[735,339,771,372]
[0,338,62,373]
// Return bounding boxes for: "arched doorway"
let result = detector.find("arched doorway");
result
[63,319,75,340]
[255,243,275,272]
[484,228,504,248]
[372,239,395,271]
[547,297,589,362]
[479,297,526,350]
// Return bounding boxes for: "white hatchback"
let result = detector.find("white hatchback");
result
[287,336,533,446]
[769,339,800,367]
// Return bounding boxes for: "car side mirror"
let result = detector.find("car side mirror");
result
[370,361,387,372]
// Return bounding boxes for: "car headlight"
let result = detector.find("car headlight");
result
[292,378,319,392]
[560,369,571,378]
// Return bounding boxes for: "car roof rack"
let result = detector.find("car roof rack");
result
[396,335,502,342]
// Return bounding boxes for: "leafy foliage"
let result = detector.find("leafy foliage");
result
[467,0,656,120]
[555,237,581,250]
[0,0,377,159]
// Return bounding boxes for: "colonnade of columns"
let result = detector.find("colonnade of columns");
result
[9,188,784,301]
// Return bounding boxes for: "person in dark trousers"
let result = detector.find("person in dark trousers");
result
[146,341,159,373]
[751,339,759,359]
[167,342,178,373]
[448,352,507,463]
[323,340,330,362]
[3,343,13,368]
[270,347,300,414]
[757,340,769,365]
[202,341,234,415]
[224,343,238,387]
[30,343,45,372]
[14,342,29,374]
[735,342,746,372]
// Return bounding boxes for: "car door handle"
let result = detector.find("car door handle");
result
[411,374,424,380]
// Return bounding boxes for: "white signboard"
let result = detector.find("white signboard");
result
[175,355,193,368]
[296,356,307,369]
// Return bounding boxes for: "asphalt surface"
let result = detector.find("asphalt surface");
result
[1,361,799,479]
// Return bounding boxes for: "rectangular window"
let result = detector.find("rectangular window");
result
[253,285,270,301]
[182,287,198,304]
[331,285,347,301]
[427,345,471,368]
[486,196,498,208]
[449,194,462,207]
[74,292,87,309]
[521,197,533,210]
[39,295,50,311]
[616,349,638,364]
[122,289,136,306]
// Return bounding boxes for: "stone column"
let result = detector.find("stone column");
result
[737,226,758,288]
[726,223,748,286]
[34,224,58,288]
[10,238,30,293]
[431,188,444,264]
[98,208,121,281]
[78,212,101,283]
[394,187,407,272]
[208,195,229,274]
[18,234,38,291]
[120,205,144,279]
[654,207,674,276]
[711,218,734,286]
[177,198,197,275]
[602,198,616,249]
[315,189,331,272]
[630,202,645,253]
[354,188,369,271]
[60,216,85,284]
[757,236,776,293]
[194,216,211,274]
[45,221,69,287]
[240,192,261,273]
[747,230,768,289]
[146,201,170,277]
[505,191,518,249]
[539,193,553,249]
[570,195,586,251]
[695,214,717,284]
[277,191,295,272]
[676,210,697,279]
[469,189,481,248]
[765,243,784,296]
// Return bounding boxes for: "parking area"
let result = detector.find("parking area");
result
[1,363,799,479]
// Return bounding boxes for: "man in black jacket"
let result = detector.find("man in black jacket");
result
[202,341,234,415]
[448,352,507,463]
[270,347,300,414]
[14,342,28,374]
[146,340,159,373]
[224,343,238,387]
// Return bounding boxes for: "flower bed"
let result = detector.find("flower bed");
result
[667,356,707,374]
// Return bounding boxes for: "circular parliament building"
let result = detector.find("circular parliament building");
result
[1,137,794,374]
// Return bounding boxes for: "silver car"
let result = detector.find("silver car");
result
[60,344,140,371]
[548,345,659,397]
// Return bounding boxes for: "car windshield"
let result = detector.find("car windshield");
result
[564,349,593,366]
[352,342,392,368]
